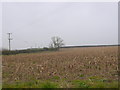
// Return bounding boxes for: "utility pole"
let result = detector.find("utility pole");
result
[7,33,12,51]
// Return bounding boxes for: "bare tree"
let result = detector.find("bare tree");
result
[49,36,64,50]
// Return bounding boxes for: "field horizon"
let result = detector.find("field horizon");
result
[1,44,119,51]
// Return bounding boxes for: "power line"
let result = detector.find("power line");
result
[7,33,12,51]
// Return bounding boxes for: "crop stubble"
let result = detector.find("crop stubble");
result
[2,46,118,84]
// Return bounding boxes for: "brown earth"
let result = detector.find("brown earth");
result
[2,46,118,84]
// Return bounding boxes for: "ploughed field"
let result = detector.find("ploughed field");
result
[2,46,119,88]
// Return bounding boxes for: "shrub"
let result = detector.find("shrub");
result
[43,47,49,51]
[2,47,59,55]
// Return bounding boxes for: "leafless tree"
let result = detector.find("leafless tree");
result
[49,36,64,50]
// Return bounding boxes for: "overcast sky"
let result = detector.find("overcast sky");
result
[2,2,118,50]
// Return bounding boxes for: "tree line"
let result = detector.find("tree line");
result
[2,36,64,55]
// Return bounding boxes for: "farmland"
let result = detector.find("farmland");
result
[2,46,119,88]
